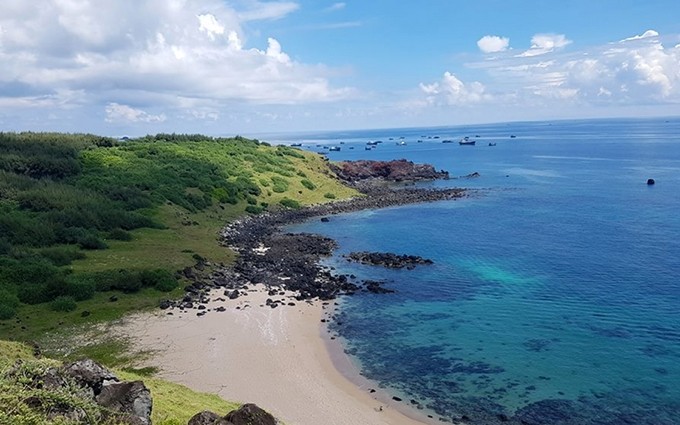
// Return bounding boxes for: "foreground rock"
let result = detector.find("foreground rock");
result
[189,404,279,425]
[6,357,152,425]
[345,251,433,269]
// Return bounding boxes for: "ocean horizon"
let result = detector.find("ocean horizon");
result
[286,117,680,424]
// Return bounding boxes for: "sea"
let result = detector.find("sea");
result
[273,117,680,424]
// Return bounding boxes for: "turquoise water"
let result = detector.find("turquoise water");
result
[285,118,680,423]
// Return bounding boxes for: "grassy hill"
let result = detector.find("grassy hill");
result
[0,132,357,341]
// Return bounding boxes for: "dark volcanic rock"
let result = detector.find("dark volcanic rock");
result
[96,381,153,425]
[63,359,118,395]
[345,251,433,269]
[188,410,231,425]
[224,403,278,425]
[330,159,449,182]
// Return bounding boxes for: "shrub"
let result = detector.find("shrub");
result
[300,179,316,190]
[279,198,301,209]
[245,205,264,215]
[272,184,286,193]
[64,275,96,301]
[154,276,178,292]
[0,290,19,320]
[258,178,270,187]
[324,192,336,199]
[107,228,133,241]
[78,234,108,250]
[246,196,257,205]
[91,269,142,293]
[51,295,77,312]
[39,246,86,266]
[0,303,16,320]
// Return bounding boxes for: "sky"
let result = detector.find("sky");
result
[1,0,680,137]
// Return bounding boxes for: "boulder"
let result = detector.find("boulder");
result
[96,380,153,425]
[224,403,278,425]
[647,178,655,185]
[63,359,118,395]
[188,410,231,425]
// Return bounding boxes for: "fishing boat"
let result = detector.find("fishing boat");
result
[329,146,341,151]
[459,139,476,146]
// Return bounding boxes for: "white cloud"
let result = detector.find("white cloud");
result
[419,72,490,105]
[238,1,299,21]
[621,29,659,42]
[0,0,351,128]
[477,35,510,53]
[519,33,572,57]
[198,14,225,40]
[465,29,680,107]
[105,103,166,123]
[325,2,346,12]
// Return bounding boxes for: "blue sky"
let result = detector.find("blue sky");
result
[1,1,679,136]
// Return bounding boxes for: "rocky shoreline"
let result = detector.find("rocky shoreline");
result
[161,166,466,312]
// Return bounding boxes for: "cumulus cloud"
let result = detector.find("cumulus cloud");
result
[466,29,680,106]
[0,0,351,128]
[419,72,490,105]
[105,103,166,123]
[477,35,510,53]
[519,33,572,57]
[621,29,659,42]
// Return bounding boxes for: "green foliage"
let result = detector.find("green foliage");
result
[107,228,133,241]
[50,295,77,312]
[0,290,20,320]
[139,269,178,292]
[300,179,316,190]
[271,176,289,193]
[245,205,265,215]
[39,246,86,266]
[324,192,336,199]
[279,198,301,209]
[63,275,96,301]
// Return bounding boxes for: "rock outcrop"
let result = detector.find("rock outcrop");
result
[345,252,434,269]
[330,159,449,182]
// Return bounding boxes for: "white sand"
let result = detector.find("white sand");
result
[116,285,434,425]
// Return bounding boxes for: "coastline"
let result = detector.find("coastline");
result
[118,181,467,424]
[115,285,436,425]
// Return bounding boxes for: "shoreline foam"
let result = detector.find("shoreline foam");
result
[116,285,436,425]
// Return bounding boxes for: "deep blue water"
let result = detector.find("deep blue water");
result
[284,118,680,424]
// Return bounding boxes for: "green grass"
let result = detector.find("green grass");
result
[0,287,183,342]
[117,370,240,425]
[0,340,242,425]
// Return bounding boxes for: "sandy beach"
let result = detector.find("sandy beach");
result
[117,285,433,425]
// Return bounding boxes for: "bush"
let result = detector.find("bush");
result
[154,276,178,292]
[0,303,16,320]
[246,196,257,205]
[245,205,264,215]
[324,192,336,199]
[0,290,20,320]
[279,198,301,209]
[39,246,86,266]
[64,275,96,301]
[51,295,77,312]
[139,269,176,289]
[107,228,133,241]
[17,284,50,305]
[78,234,108,250]
[91,269,142,293]
[300,179,316,190]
